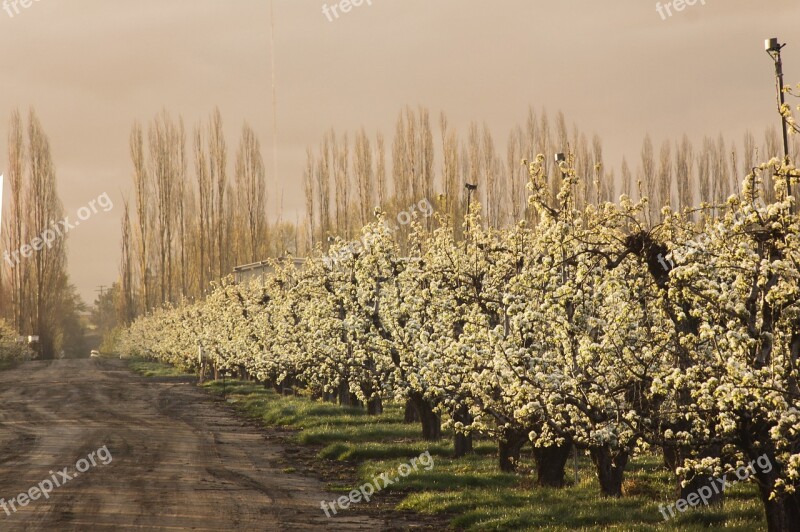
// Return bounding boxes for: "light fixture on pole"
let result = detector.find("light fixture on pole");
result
[555,153,567,179]
[765,37,792,197]
[464,183,478,251]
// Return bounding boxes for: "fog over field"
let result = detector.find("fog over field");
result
[0,0,796,302]
[2,2,800,531]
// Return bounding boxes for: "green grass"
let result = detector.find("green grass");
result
[397,454,765,531]
[124,357,194,378]
[201,380,767,530]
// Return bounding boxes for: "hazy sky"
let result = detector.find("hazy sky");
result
[0,0,798,304]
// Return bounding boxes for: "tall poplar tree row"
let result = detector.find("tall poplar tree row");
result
[0,109,84,359]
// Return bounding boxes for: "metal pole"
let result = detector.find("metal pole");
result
[464,184,477,252]
[465,188,472,248]
[773,44,790,162]
[766,38,791,197]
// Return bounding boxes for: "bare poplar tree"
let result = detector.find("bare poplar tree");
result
[119,199,135,324]
[572,132,588,207]
[507,126,524,222]
[524,107,539,158]
[354,128,373,228]
[130,122,150,312]
[334,133,349,238]
[675,134,693,211]
[592,134,607,203]
[375,132,387,207]
[318,131,332,246]
[482,123,499,226]
[467,122,482,206]
[175,118,188,299]
[641,135,656,223]
[6,110,25,330]
[604,168,616,203]
[621,157,633,199]
[209,108,227,278]
[148,110,178,303]
[194,126,212,295]
[440,113,460,225]
[696,138,712,205]
[419,107,435,214]
[405,107,420,204]
[539,112,558,207]
[555,111,569,152]
[27,110,68,358]
[712,134,729,206]
[743,130,756,174]
[764,125,780,160]
[658,140,673,212]
[392,114,409,210]
[303,147,315,252]
[235,123,267,263]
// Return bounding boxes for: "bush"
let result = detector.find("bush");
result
[0,319,33,361]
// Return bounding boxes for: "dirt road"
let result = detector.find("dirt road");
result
[0,359,391,531]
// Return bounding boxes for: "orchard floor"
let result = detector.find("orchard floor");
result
[0,358,432,531]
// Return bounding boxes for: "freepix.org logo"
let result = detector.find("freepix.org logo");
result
[3,0,41,19]
[0,180,115,269]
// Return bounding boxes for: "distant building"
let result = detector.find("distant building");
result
[233,255,420,284]
[232,258,307,285]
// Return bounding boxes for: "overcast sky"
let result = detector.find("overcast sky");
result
[0,0,798,304]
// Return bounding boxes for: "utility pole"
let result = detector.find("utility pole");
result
[95,285,108,335]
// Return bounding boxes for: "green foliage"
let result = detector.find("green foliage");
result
[0,319,32,362]
[99,325,124,355]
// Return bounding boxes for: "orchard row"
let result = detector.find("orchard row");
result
[118,156,800,529]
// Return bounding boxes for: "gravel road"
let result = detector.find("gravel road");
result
[0,358,389,531]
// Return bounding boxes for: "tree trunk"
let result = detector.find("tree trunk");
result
[337,381,351,405]
[662,444,678,472]
[533,440,572,487]
[410,392,441,441]
[749,451,800,532]
[453,404,473,458]
[590,446,629,497]
[404,399,420,423]
[498,427,529,472]
[349,393,363,408]
[674,446,724,506]
[367,396,383,415]
[759,482,800,532]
